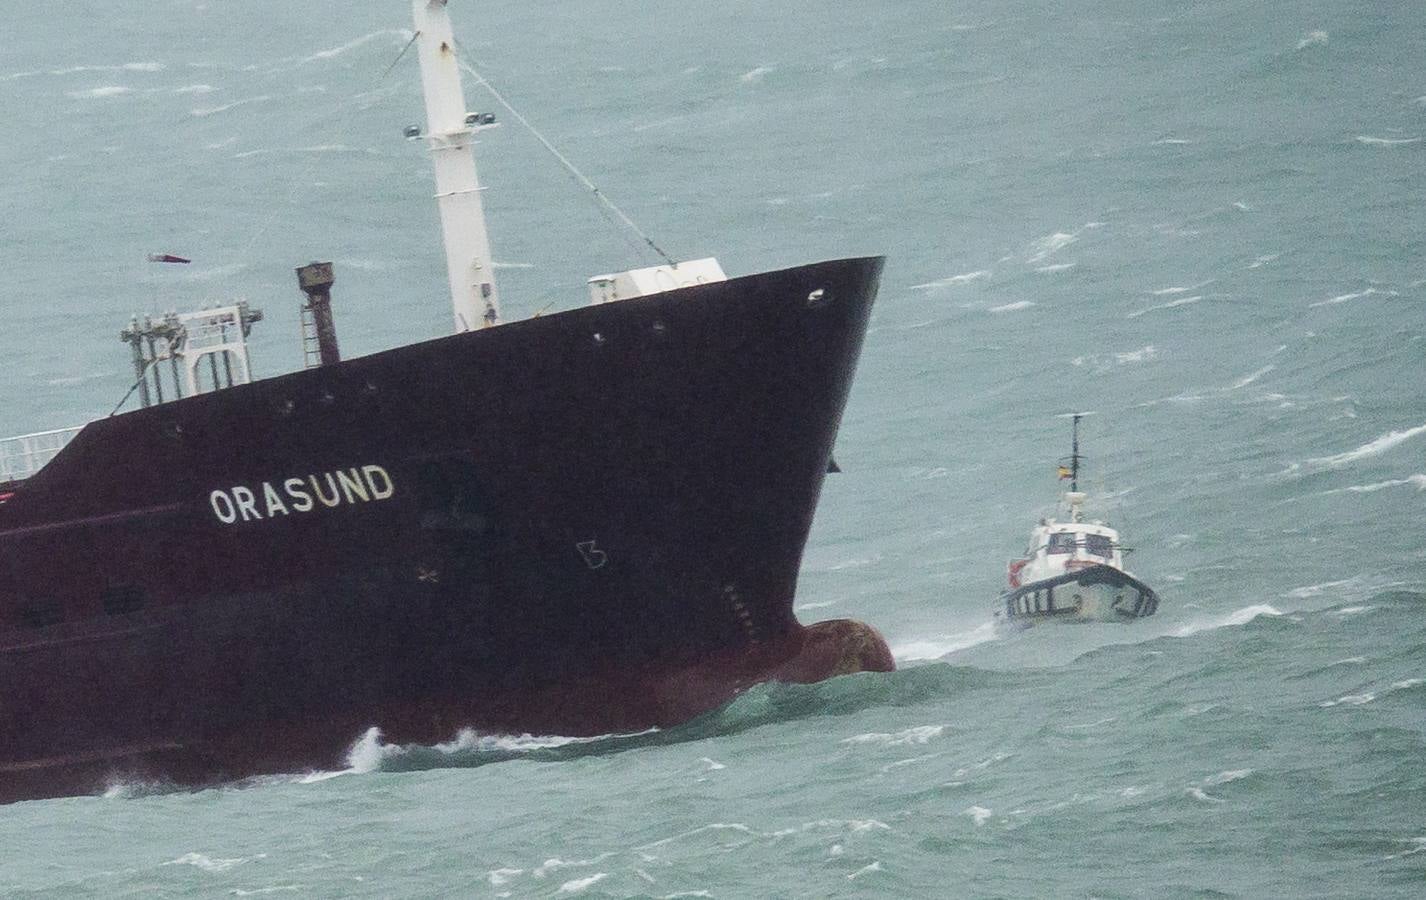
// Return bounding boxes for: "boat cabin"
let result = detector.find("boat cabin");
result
[1007,492,1125,588]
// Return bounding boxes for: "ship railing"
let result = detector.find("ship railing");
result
[0,426,85,483]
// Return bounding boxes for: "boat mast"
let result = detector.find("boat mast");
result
[411,0,500,332]
[1070,413,1082,492]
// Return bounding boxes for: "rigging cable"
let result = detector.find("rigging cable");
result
[451,43,679,268]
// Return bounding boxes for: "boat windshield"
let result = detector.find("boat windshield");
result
[1085,533,1113,558]
[1047,532,1076,554]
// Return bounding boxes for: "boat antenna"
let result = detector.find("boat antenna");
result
[1056,411,1095,493]
[410,0,502,333]
[447,46,679,269]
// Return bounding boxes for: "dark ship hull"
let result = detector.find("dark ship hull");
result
[0,256,893,804]
[998,564,1159,626]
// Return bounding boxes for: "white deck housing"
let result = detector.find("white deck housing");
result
[587,258,727,305]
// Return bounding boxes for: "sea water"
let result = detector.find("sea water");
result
[1,0,1423,895]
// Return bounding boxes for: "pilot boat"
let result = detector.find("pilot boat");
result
[997,415,1159,626]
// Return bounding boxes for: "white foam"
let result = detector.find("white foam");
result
[557,874,608,894]
[843,725,947,747]
[173,83,215,95]
[964,805,993,825]
[739,66,774,83]
[1035,262,1076,273]
[1229,365,1274,390]
[1127,295,1201,318]
[848,862,883,880]
[910,270,990,290]
[699,756,726,771]
[1204,768,1253,786]
[1150,280,1213,296]
[1309,287,1395,308]
[164,852,265,873]
[1391,678,1424,691]
[1173,604,1282,637]
[1248,254,1280,269]
[1187,787,1224,804]
[893,621,998,660]
[1319,693,1376,708]
[301,30,409,64]
[67,85,131,99]
[1028,231,1077,263]
[1297,30,1328,50]
[1152,138,1193,145]
[1356,135,1421,147]
[1383,837,1426,860]
[191,94,272,117]
[1304,423,1426,469]
[989,300,1034,313]
[1317,476,1426,496]
[488,869,524,886]
[1285,578,1360,599]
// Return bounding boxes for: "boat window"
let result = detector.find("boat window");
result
[1047,532,1076,554]
[1085,534,1114,559]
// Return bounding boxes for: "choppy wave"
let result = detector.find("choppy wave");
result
[910,270,990,290]
[1128,295,1201,318]
[1302,423,1426,470]
[1172,604,1283,637]
[1355,135,1421,147]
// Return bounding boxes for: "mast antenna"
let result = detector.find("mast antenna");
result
[410,0,501,333]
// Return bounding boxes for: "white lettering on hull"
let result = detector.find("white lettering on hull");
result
[209,465,396,524]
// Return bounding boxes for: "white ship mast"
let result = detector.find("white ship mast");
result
[411,0,500,332]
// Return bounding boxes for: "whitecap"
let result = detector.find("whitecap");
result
[739,66,774,83]
[192,94,272,117]
[487,869,524,886]
[1309,287,1396,308]
[1127,295,1201,318]
[989,300,1034,313]
[1247,254,1279,269]
[1319,693,1375,708]
[1355,135,1421,147]
[964,805,993,825]
[300,30,410,65]
[699,756,726,771]
[1035,262,1076,273]
[1285,578,1360,599]
[893,621,998,660]
[1228,365,1274,390]
[1173,604,1282,636]
[1152,138,1193,145]
[164,852,265,873]
[910,270,990,290]
[1150,280,1213,296]
[557,874,608,894]
[1204,769,1253,786]
[1303,423,1426,469]
[1322,475,1426,496]
[67,85,131,99]
[1296,30,1328,50]
[843,725,947,747]
[848,862,883,880]
[1187,787,1224,804]
[173,83,215,95]
[1027,231,1077,263]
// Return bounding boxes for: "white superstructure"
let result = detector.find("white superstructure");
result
[1007,492,1127,589]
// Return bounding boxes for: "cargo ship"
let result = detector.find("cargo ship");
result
[0,0,893,804]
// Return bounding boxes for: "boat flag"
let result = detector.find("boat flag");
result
[146,253,192,264]
[1057,465,1072,480]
